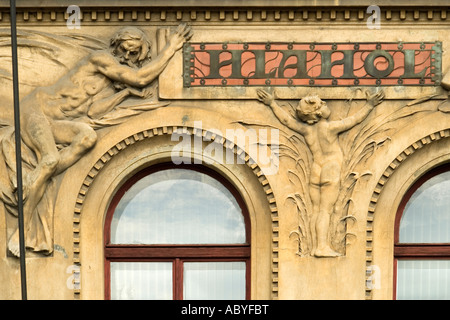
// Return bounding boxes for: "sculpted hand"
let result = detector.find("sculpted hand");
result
[366,90,385,107]
[127,86,154,99]
[168,23,193,51]
[257,89,274,106]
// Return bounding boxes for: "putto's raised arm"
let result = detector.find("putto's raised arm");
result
[257,89,308,135]
[331,90,384,134]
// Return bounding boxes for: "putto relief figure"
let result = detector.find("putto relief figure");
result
[257,89,384,257]
[1,24,193,257]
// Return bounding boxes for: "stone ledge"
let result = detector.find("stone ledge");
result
[1,0,449,8]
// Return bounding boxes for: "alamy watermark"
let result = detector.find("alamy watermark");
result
[171,121,279,175]
[66,264,81,290]
[367,5,381,29]
[366,265,381,290]
[66,5,81,29]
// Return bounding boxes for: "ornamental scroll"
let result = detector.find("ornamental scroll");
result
[183,42,442,87]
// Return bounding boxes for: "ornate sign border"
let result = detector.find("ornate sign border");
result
[183,41,442,88]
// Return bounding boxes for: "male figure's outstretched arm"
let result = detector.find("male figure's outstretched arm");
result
[93,24,192,88]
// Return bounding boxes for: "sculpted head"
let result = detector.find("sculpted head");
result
[296,95,330,125]
[110,27,152,68]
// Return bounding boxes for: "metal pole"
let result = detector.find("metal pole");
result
[9,0,27,300]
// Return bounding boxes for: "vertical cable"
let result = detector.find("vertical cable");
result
[10,0,27,300]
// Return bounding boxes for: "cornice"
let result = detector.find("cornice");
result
[1,0,449,8]
[0,6,448,25]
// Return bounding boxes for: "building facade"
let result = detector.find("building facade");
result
[0,0,449,300]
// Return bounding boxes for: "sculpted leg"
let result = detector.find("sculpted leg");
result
[51,120,97,175]
[309,163,321,256]
[8,113,60,257]
[314,161,342,258]
[7,118,97,257]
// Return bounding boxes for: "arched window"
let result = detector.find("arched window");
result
[394,164,450,300]
[104,164,250,300]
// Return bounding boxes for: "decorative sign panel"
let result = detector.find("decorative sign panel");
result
[183,42,442,87]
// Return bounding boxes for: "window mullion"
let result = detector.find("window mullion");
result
[174,258,183,300]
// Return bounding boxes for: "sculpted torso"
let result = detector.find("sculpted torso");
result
[22,53,112,121]
[304,121,344,167]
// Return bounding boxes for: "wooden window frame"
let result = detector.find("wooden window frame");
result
[104,163,251,300]
[393,163,450,299]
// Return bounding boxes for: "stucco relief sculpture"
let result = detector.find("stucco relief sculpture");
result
[256,81,447,257]
[405,62,450,111]
[438,65,450,112]
[258,89,384,257]
[0,24,192,257]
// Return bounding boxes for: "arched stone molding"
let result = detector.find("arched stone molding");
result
[365,126,450,300]
[69,107,280,300]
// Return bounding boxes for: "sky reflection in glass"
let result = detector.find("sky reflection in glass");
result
[111,169,246,244]
[183,262,246,300]
[110,262,173,300]
[400,171,450,243]
[397,260,450,300]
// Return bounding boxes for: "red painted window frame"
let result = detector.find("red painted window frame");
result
[393,163,450,299]
[104,163,251,300]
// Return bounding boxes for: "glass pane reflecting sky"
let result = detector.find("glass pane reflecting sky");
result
[400,171,450,243]
[184,262,246,300]
[111,169,246,244]
[111,262,173,300]
[397,260,450,300]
